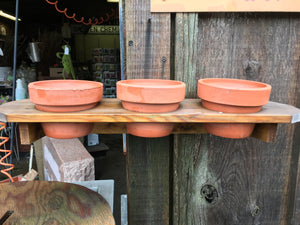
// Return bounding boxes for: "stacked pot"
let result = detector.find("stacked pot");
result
[28,78,271,139]
[28,80,103,139]
[197,78,272,139]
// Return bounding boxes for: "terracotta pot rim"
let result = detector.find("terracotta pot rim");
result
[28,79,103,91]
[117,79,186,104]
[198,78,271,91]
[197,78,271,107]
[28,80,103,108]
[117,79,186,89]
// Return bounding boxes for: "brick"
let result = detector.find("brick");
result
[42,137,95,182]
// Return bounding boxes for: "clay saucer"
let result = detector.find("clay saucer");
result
[117,79,186,138]
[28,80,103,112]
[197,78,271,139]
[28,80,103,139]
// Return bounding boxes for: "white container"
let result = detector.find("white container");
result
[15,79,26,100]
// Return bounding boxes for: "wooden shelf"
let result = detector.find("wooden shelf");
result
[1,99,299,123]
[0,98,299,144]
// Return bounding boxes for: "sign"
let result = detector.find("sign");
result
[89,25,119,35]
[151,0,300,12]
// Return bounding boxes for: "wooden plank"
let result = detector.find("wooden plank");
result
[291,122,300,225]
[18,123,44,145]
[1,99,299,123]
[290,76,300,225]
[173,12,300,225]
[91,123,127,134]
[18,122,280,145]
[125,0,171,224]
[92,123,207,134]
[127,135,170,224]
[151,0,300,12]
[251,123,278,143]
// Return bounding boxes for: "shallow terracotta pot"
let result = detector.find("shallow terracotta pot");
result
[28,80,103,139]
[197,78,271,139]
[117,79,186,138]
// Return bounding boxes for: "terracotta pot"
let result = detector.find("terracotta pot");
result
[117,79,186,138]
[28,80,103,139]
[41,122,94,139]
[197,78,271,139]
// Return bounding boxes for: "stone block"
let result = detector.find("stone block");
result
[42,137,95,182]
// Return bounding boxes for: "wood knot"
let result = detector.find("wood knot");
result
[48,195,63,210]
[243,60,261,78]
[251,205,261,217]
[201,184,218,204]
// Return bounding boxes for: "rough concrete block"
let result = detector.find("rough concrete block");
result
[42,137,95,182]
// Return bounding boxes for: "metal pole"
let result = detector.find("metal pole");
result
[119,0,124,81]
[12,0,19,101]
[9,0,20,174]
[119,0,128,156]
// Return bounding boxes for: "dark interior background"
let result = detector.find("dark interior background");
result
[0,0,118,24]
[0,0,119,76]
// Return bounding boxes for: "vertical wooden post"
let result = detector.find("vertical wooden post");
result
[125,0,171,224]
[173,13,300,225]
[290,73,300,225]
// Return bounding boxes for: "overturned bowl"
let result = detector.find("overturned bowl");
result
[197,78,271,139]
[28,80,103,139]
[117,79,186,138]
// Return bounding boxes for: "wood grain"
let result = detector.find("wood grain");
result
[250,123,278,143]
[125,0,171,224]
[0,99,299,123]
[0,181,114,224]
[290,71,300,225]
[127,135,171,225]
[18,123,44,145]
[173,12,300,225]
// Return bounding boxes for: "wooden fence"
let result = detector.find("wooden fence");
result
[124,0,300,224]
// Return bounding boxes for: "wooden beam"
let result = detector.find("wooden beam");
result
[17,122,281,145]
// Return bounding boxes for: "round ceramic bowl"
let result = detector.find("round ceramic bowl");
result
[28,80,103,112]
[117,79,186,138]
[28,80,103,139]
[197,78,271,139]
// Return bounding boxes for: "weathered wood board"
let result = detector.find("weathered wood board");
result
[173,12,300,225]
[125,0,171,224]
[291,80,300,225]
[127,136,171,224]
